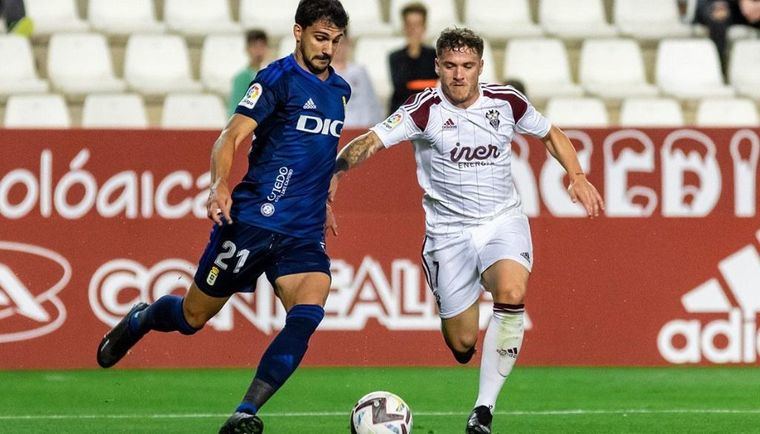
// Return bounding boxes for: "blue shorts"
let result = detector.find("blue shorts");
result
[193,221,330,298]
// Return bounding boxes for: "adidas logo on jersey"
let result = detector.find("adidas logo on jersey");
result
[303,98,317,110]
[442,118,457,130]
[658,235,760,364]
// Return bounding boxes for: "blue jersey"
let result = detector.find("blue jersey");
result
[232,54,351,240]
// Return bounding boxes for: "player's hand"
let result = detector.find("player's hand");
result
[325,203,338,237]
[207,181,233,225]
[568,175,605,218]
[328,174,340,203]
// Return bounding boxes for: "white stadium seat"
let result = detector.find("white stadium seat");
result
[88,0,165,35]
[656,39,735,99]
[341,0,393,37]
[201,35,248,96]
[47,33,126,95]
[465,0,543,40]
[480,40,498,84]
[164,0,241,36]
[729,40,760,99]
[81,94,148,128]
[390,0,461,38]
[24,0,88,34]
[696,98,760,127]
[240,0,300,39]
[579,39,658,99]
[161,93,227,129]
[4,94,70,128]
[504,38,583,101]
[615,0,692,39]
[539,0,617,39]
[0,35,49,95]
[278,37,295,60]
[545,97,609,127]
[353,36,406,102]
[124,34,202,95]
[619,98,684,127]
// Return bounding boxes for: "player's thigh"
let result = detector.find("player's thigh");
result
[476,213,532,304]
[481,259,530,305]
[273,272,331,311]
[183,282,230,327]
[422,234,481,320]
[265,235,332,311]
[440,301,480,351]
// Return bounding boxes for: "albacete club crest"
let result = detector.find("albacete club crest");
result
[486,109,500,130]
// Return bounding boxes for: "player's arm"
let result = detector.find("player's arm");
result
[207,114,258,225]
[541,125,605,217]
[328,130,385,202]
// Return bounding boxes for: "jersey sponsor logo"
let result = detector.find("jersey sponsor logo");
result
[381,112,403,130]
[295,115,343,138]
[0,242,70,343]
[449,142,501,167]
[267,166,293,202]
[658,234,760,364]
[486,109,500,130]
[239,83,263,109]
[260,203,275,217]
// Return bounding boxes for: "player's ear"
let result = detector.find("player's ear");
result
[478,58,484,76]
[293,24,302,44]
[434,57,440,76]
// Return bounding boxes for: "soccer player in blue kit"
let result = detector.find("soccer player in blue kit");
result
[95,1,350,433]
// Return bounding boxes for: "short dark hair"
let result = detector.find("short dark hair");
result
[295,0,349,29]
[436,27,484,58]
[246,29,268,45]
[401,2,428,23]
[504,79,527,96]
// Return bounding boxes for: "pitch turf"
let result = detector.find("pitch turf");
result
[1,367,759,433]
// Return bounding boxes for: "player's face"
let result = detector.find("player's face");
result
[294,19,344,75]
[436,47,483,108]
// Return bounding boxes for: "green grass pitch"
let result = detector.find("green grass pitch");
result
[1,367,759,433]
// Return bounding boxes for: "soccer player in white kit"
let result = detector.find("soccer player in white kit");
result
[330,28,604,433]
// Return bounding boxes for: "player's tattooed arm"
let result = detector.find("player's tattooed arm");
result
[541,125,605,218]
[334,131,385,177]
[207,114,258,225]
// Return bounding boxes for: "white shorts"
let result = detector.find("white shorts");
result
[421,211,533,319]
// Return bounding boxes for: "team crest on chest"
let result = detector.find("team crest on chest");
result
[486,109,500,130]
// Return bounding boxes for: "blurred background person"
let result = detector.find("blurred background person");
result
[388,2,437,114]
[332,29,383,128]
[504,78,527,97]
[0,0,33,36]
[693,0,760,75]
[228,29,270,116]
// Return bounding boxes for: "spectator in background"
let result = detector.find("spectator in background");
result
[228,29,270,116]
[332,30,383,128]
[504,78,527,97]
[0,0,33,36]
[694,0,760,75]
[388,2,438,114]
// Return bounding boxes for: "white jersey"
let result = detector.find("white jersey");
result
[370,84,551,238]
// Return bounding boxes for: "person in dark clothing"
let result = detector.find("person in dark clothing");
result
[694,0,760,75]
[387,2,438,114]
[504,79,527,97]
[0,0,33,35]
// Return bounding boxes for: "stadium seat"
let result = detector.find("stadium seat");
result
[504,38,583,101]
[240,0,300,39]
[545,97,609,127]
[352,36,406,102]
[729,40,760,99]
[24,0,88,34]
[341,0,393,36]
[480,39,498,84]
[81,94,148,128]
[201,35,248,96]
[124,34,202,95]
[161,93,227,129]
[389,0,461,37]
[539,0,617,39]
[277,37,295,60]
[656,39,735,99]
[4,94,70,128]
[615,0,692,39]
[579,39,658,99]
[47,33,126,95]
[465,0,543,40]
[88,0,165,35]
[0,35,49,95]
[164,0,241,36]
[696,98,760,127]
[619,98,685,127]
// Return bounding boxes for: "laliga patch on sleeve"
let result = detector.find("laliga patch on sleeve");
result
[381,112,403,130]
[239,83,263,109]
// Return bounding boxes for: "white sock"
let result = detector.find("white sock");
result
[474,303,525,411]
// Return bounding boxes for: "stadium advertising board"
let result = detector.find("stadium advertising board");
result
[0,128,758,368]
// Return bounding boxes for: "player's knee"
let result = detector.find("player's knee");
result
[496,286,526,305]
[182,304,212,330]
[448,333,478,360]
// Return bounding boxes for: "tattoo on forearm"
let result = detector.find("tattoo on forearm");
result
[337,133,380,172]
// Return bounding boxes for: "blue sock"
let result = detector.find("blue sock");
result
[128,295,199,336]
[237,304,324,413]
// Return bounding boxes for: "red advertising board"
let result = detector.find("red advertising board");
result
[0,128,758,368]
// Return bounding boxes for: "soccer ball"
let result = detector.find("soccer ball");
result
[350,391,413,434]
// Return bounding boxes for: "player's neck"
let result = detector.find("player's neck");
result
[442,90,480,110]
